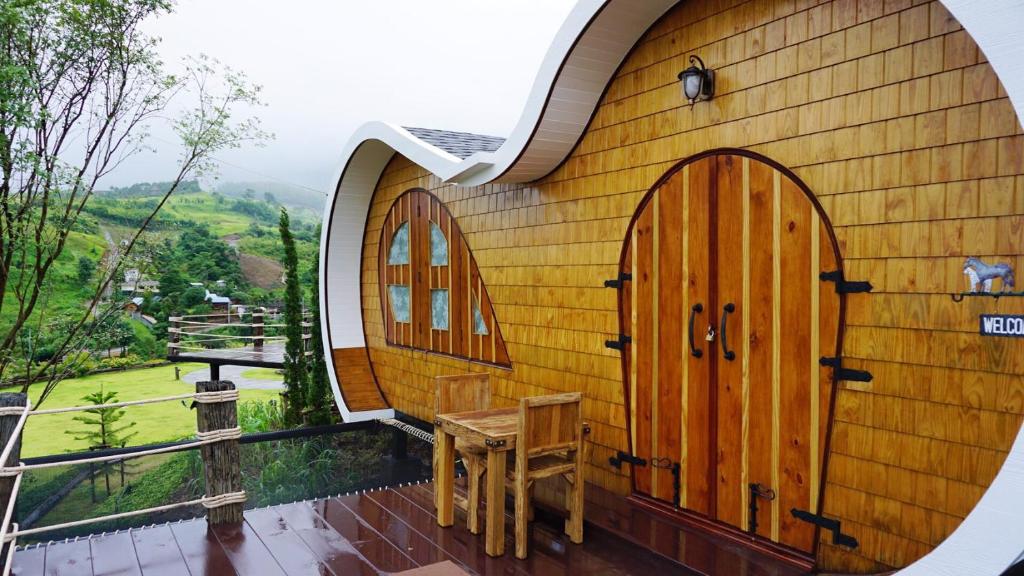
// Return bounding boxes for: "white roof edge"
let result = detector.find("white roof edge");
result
[321,4,1024,572]
[325,0,678,189]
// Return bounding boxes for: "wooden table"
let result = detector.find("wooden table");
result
[434,407,518,557]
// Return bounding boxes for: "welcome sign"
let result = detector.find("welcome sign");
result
[980,314,1024,338]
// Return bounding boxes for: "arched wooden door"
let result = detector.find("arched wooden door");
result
[619,151,843,555]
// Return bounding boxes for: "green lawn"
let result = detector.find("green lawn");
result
[240,367,282,381]
[22,364,279,457]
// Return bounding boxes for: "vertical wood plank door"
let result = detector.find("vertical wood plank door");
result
[619,151,843,557]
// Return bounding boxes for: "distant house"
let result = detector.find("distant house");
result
[204,290,230,312]
[120,269,160,294]
[123,296,145,320]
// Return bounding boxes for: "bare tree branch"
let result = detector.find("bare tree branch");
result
[0,1,268,405]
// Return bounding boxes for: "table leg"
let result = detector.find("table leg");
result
[434,426,455,527]
[485,448,506,557]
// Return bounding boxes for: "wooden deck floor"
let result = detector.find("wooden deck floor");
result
[12,482,809,576]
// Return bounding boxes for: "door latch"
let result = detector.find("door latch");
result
[609,451,646,469]
[651,457,682,507]
[748,482,776,534]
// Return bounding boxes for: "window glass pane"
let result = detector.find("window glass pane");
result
[430,221,448,266]
[388,285,410,323]
[387,222,409,265]
[431,289,449,330]
[472,298,489,335]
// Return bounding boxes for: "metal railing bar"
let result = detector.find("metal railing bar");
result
[21,421,379,466]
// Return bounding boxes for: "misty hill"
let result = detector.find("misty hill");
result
[215,181,326,215]
[97,180,202,198]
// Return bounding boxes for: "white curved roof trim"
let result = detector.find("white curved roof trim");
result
[322,1,678,190]
[322,1,1024,570]
[893,4,1024,574]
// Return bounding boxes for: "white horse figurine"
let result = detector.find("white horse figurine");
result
[963,257,1016,293]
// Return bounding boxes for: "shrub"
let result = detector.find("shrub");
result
[99,354,142,370]
[59,351,97,378]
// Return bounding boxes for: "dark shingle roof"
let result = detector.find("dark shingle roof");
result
[403,127,505,159]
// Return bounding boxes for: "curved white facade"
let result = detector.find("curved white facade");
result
[320,1,1024,572]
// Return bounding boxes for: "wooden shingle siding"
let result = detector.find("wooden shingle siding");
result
[357,0,1024,572]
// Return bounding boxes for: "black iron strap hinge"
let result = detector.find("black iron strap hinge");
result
[791,508,859,549]
[820,356,873,383]
[604,272,633,289]
[605,334,632,350]
[820,270,873,294]
[608,451,646,469]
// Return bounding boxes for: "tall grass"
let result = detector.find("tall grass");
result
[237,398,285,432]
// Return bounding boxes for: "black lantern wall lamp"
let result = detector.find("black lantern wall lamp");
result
[678,55,714,104]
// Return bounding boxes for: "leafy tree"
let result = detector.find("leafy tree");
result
[279,208,306,424]
[0,0,268,405]
[175,227,246,286]
[76,256,96,285]
[65,386,138,496]
[158,267,188,298]
[306,234,333,425]
[246,221,266,238]
[181,286,207,309]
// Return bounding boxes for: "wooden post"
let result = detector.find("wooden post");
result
[195,380,242,525]
[302,316,311,354]
[252,309,264,351]
[168,317,180,357]
[0,393,26,558]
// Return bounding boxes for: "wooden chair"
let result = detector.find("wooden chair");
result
[508,392,585,559]
[435,373,490,534]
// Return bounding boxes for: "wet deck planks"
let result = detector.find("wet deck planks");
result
[11,483,808,576]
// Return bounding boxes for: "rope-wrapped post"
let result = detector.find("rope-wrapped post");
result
[0,393,26,558]
[195,381,243,525]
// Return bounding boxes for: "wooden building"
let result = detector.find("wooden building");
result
[320,0,1024,573]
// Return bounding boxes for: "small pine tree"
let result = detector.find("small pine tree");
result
[279,208,307,424]
[306,239,332,425]
[65,386,138,497]
[76,256,96,284]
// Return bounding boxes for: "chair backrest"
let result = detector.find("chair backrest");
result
[517,393,582,458]
[434,374,491,415]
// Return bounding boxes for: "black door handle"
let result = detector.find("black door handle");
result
[689,303,703,358]
[720,303,736,361]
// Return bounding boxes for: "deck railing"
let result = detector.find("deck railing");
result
[167,309,312,359]
[0,381,245,575]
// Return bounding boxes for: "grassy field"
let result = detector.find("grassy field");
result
[154,193,260,236]
[240,367,282,381]
[22,364,279,457]
[0,230,107,331]
[89,192,260,237]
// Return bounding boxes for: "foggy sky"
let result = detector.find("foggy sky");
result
[106,1,576,197]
